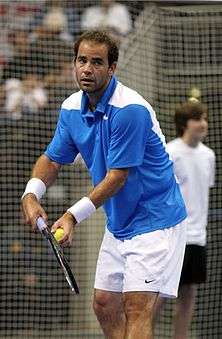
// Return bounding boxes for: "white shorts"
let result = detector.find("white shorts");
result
[94,222,186,298]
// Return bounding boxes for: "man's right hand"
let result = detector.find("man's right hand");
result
[21,193,48,231]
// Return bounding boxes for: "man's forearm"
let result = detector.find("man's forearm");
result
[89,169,129,208]
[21,154,61,201]
[65,168,128,225]
[31,154,61,187]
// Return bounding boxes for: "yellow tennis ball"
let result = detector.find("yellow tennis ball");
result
[54,228,64,241]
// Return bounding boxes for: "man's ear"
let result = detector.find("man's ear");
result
[108,62,117,76]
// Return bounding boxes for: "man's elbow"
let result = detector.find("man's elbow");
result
[41,154,61,171]
[108,168,129,187]
[119,170,129,187]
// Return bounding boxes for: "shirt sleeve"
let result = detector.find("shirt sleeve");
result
[107,104,151,168]
[45,108,79,165]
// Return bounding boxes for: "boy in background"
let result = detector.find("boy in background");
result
[163,100,215,339]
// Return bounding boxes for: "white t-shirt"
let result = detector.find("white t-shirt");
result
[166,138,215,246]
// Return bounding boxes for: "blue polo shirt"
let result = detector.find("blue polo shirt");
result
[45,76,187,239]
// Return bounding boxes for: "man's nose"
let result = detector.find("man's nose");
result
[83,62,93,73]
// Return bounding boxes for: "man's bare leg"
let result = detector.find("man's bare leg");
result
[93,289,158,339]
[93,289,126,339]
[123,291,158,339]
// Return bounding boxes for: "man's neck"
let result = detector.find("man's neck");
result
[88,102,96,112]
[86,76,113,111]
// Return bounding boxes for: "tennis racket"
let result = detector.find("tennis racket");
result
[36,216,79,294]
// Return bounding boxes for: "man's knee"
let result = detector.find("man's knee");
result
[123,292,157,322]
[93,289,123,319]
[93,290,110,316]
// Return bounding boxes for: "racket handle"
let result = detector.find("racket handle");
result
[36,216,47,232]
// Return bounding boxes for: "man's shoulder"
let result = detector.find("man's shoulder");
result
[111,81,153,112]
[61,90,82,111]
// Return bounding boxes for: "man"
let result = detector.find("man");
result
[21,30,187,339]
[156,100,215,339]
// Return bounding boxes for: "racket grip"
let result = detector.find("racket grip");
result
[36,216,47,232]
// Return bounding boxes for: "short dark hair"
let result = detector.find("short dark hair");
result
[175,101,208,137]
[74,30,119,67]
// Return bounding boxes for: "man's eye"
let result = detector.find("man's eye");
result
[93,60,102,66]
[78,58,85,64]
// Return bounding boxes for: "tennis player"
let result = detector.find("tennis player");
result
[155,100,215,339]
[21,30,187,339]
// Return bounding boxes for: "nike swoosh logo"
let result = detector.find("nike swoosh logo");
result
[145,279,155,284]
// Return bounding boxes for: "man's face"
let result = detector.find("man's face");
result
[75,40,116,96]
[186,115,208,142]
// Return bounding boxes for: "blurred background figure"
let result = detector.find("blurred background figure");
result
[81,0,132,42]
[1,26,31,82]
[4,75,47,120]
[0,26,46,119]
[154,97,216,339]
[44,60,78,113]
[29,7,73,78]
[29,0,83,42]
[30,3,71,43]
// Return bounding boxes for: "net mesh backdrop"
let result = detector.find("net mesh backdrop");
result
[0,1,221,338]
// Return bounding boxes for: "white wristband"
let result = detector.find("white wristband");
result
[67,197,96,223]
[21,178,46,201]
